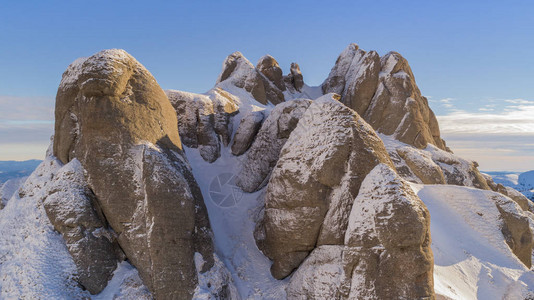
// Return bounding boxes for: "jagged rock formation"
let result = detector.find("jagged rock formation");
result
[165,88,239,162]
[5,43,534,299]
[216,52,285,105]
[323,43,447,151]
[53,49,215,298]
[257,94,401,279]
[235,99,312,193]
[382,135,489,189]
[286,164,434,299]
[283,63,304,92]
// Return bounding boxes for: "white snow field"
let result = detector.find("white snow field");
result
[413,184,534,300]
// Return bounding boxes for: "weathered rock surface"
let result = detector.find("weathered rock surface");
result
[42,159,122,294]
[259,94,395,279]
[216,52,285,105]
[323,43,447,151]
[286,163,434,299]
[397,146,446,184]
[235,99,312,193]
[492,194,534,268]
[165,88,239,162]
[53,49,215,299]
[231,110,264,156]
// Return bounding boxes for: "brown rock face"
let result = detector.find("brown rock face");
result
[259,94,396,280]
[54,49,214,299]
[323,43,447,151]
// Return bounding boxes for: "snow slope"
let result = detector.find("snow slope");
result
[183,144,288,299]
[413,184,534,300]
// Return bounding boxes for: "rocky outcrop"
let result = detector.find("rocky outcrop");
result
[216,52,285,105]
[258,94,396,280]
[323,43,447,151]
[492,194,534,268]
[53,49,215,299]
[235,99,312,193]
[397,146,446,184]
[383,134,490,190]
[283,63,304,92]
[285,164,434,299]
[165,88,239,162]
[425,145,490,190]
[231,110,264,156]
[42,159,122,294]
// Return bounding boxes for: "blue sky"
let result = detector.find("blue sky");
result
[1,1,533,171]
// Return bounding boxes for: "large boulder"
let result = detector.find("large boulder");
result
[259,94,395,279]
[323,43,447,151]
[231,110,264,156]
[53,49,215,299]
[343,164,434,299]
[235,99,312,193]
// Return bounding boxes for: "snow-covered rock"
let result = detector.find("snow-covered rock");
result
[42,158,122,294]
[53,49,221,298]
[259,94,395,279]
[323,43,447,151]
[415,184,534,299]
[381,134,490,190]
[286,163,434,299]
[231,110,264,156]
[166,89,239,162]
[235,99,312,193]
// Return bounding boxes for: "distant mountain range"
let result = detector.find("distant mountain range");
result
[0,160,42,184]
[486,170,534,200]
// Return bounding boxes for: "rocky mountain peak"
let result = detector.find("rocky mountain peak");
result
[323,44,447,151]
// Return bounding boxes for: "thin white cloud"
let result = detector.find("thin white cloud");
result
[504,99,534,104]
[437,100,534,171]
[0,95,54,123]
[437,103,534,134]
[0,95,54,160]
